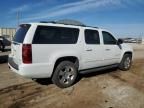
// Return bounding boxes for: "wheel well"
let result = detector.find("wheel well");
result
[124,52,132,57]
[53,56,79,71]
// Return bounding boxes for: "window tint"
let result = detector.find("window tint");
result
[13,24,31,43]
[85,29,100,44]
[102,31,117,45]
[33,26,79,44]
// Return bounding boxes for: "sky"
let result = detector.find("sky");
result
[0,0,144,38]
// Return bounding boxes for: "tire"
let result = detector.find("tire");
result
[119,54,132,71]
[0,41,5,52]
[52,61,78,88]
[1,45,5,52]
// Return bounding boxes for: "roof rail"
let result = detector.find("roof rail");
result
[86,26,98,29]
[39,19,98,28]
[56,19,86,26]
[40,21,56,23]
[40,19,86,27]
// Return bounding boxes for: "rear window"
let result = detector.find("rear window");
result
[13,24,31,43]
[33,26,79,44]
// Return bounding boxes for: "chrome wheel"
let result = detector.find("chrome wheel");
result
[52,61,77,88]
[124,57,131,69]
[59,66,75,85]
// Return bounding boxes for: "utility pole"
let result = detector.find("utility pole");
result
[17,10,20,27]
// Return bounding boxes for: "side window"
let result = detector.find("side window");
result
[85,29,100,44]
[33,26,79,44]
[102,31,117,45]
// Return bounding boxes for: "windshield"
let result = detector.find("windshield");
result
[13,24,31,43]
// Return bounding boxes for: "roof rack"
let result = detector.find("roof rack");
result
[40,19,86,27]
[86,26,98,28]
[57,19,86,26]
[40,19,98,28]
[40,21,56,23]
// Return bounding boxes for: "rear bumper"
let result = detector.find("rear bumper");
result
[8,58,19,70]
[8,57,54,78]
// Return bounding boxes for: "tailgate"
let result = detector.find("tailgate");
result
[11,42,22,65]
[10,24,31,65]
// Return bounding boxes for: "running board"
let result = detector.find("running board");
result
[79,64,118,74]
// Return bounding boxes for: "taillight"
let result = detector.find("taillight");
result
[22,44,32,64]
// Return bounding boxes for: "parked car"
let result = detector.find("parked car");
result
[0,36,5,52]
[0,35,11,52]
[8,20,133,88]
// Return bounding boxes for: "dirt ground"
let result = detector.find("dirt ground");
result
[0,44,144,108]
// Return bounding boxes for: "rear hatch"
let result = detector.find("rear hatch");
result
[11,24,31,65]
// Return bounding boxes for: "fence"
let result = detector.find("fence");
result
[0,28,16,41]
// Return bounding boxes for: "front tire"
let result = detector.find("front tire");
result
[119,54,132,71]
[52,61,78,88]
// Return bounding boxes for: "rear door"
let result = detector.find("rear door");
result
[82,29,104,69]
[11,24,31,65]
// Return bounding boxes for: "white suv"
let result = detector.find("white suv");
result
[8,20,133,88]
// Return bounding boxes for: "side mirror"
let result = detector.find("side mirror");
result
[117,39,123,45]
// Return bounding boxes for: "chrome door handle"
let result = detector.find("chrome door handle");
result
[86,49,92,51]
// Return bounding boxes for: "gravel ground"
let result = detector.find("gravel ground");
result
[0,44,144,108]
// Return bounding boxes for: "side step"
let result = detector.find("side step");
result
[79,64,118,74]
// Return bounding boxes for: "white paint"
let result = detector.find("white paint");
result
[8,22,133,78]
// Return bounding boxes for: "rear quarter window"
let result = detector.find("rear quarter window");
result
[13,24,31,43]
[33,26,79,44]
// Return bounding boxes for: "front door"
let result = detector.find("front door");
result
[102,31,121,65]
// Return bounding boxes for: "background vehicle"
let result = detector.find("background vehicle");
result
[0,35,11,52]
[0,36,5,52]
[8,20,133,88]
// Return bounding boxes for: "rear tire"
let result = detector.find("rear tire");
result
[119,54,132,71]
[52,61,78,88]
